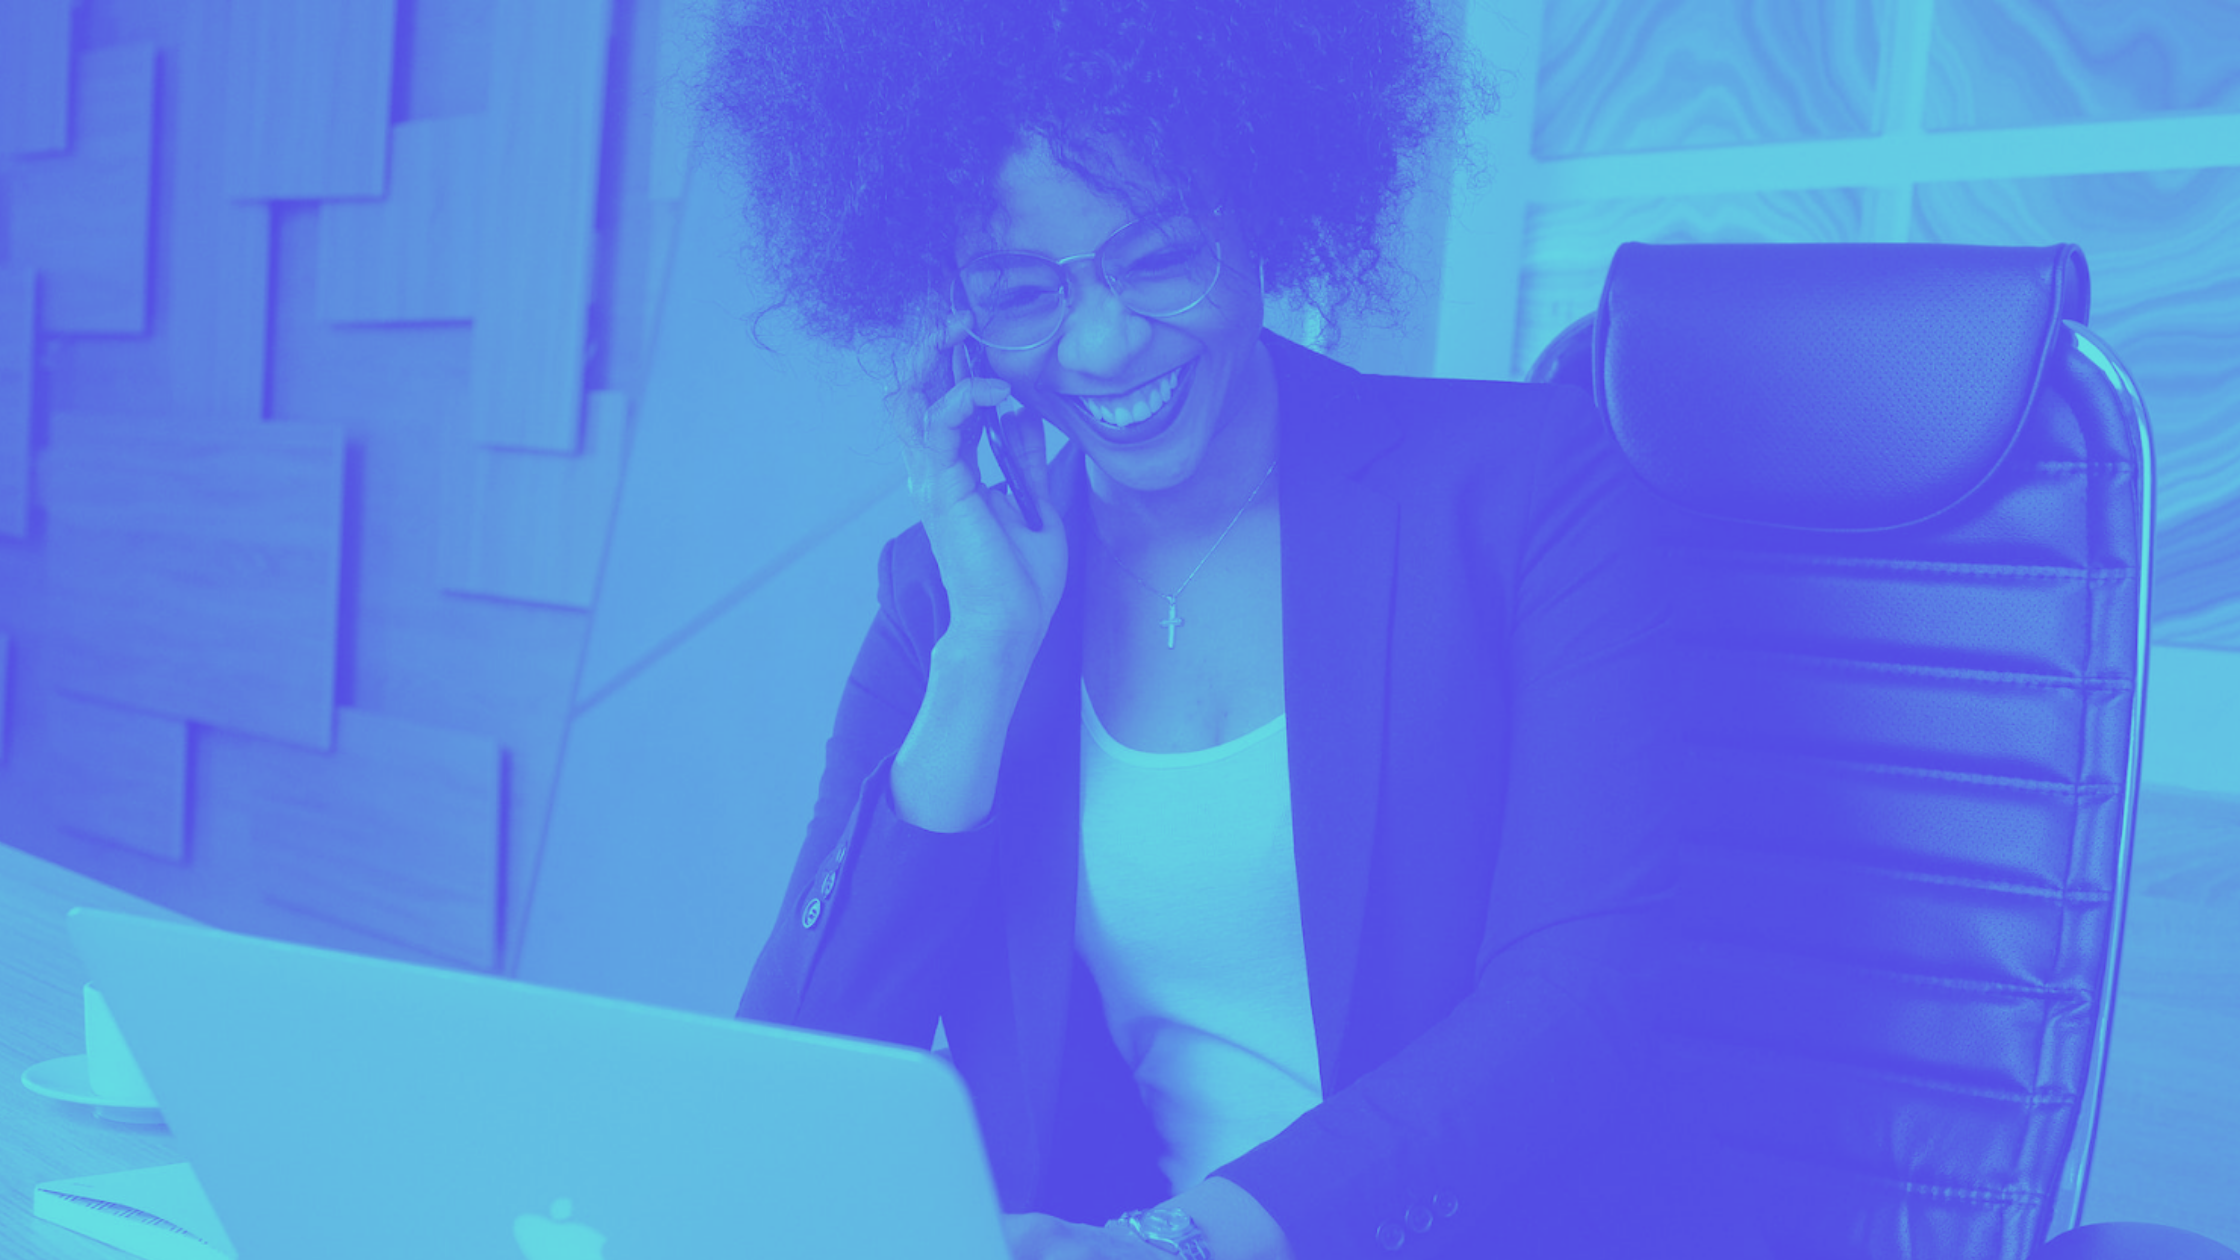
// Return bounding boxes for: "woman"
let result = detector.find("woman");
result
[711,2,1684,1256]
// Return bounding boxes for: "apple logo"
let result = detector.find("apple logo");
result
[514,1198,607,1260]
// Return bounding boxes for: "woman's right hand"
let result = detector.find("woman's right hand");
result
[891,309,1080,657]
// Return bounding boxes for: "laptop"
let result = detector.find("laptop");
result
[67,908,1011,1259]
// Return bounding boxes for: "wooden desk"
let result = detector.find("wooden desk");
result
[3,812,2234,1256]
[1,843,197,1259]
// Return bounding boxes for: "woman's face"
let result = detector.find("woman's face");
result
[955,134,1267,496]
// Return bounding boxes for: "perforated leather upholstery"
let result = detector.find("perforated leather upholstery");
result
[1532,243,2153,1259]
[1595,243,2089,531]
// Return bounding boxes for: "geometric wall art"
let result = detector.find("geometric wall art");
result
[317,115,481,324]
[48,692,191,862]
[1535,0,1887,158]
[221,0,397,200]
[441,389,629,609]
[0,0,73,156]
[470,0,614,452]
[4,43,157,334]
[41,413,346,749]
[1926,0,2240,131]
[0,267,31,537]
[166,0,278,423]
[219,706,505,969]
[1912,166,2240,641]
[0,0,672,982]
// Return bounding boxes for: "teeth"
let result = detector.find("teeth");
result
[1080,366,1180,426]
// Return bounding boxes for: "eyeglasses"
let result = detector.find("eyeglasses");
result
[951,207,1225,352]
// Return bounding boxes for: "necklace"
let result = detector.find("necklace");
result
[1100,459,1278,649]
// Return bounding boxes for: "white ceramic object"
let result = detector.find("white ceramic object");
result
[19,1055,164,1124]
[18,983,165,1124]
[82,983,159,1106]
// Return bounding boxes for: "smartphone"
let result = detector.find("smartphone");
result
[954,341,1044,532]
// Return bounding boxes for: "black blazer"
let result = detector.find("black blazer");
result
[741,331,1689,1258]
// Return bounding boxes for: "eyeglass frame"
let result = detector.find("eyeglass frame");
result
[948,202,1228,353]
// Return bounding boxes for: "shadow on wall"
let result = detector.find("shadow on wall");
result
[512,154,917,1015]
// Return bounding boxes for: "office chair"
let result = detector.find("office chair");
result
[1529,242,2168,1258]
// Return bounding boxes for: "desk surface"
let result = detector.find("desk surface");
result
[5,813,2236,1256]
[1,842,196,1260]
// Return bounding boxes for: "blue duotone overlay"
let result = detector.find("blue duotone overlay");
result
[1,0,2235,1255]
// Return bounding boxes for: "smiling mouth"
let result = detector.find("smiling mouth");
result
[1062,361,1194,445]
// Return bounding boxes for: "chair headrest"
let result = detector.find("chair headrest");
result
[1587,242,2091,530]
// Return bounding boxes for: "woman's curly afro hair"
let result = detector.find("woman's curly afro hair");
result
[699,0,1496,357]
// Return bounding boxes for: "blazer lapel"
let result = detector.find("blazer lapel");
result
[995,332,1402,1191]
[1268,334,1403,1094]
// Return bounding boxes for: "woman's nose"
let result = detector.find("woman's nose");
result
[1053,279,1150,377]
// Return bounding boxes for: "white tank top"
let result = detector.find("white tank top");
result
[1075,679,1324,1196]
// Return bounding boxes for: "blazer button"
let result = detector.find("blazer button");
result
[1375,1220,1406,1250]
[800,896,824,929]
[1404,1204,1433,1233]
[818,869,838,897]
[1431,1190,1459,1218]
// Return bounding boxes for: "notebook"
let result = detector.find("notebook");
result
[32,1163,235,1260]
[67,908,1010,1259]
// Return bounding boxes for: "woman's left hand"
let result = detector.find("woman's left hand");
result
[1001,1213,1164,1259]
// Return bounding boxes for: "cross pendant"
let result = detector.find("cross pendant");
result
[1159,599,1183,649]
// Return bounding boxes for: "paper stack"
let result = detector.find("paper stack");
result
[31,1163,237,1260]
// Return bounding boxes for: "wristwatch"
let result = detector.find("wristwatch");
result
[1107,1206,1212,1259]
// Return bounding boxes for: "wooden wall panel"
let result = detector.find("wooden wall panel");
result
[317,116,481,324]
[5,43,156,334]
[221,0,398,200]
[0,0,73,155]
[393,0,495,121]
[218,707,503,970]
[0,269,31,538]
[41,413,345,749]
[470,0,614,451]
[173,0,274,422]
[442,389,628,608]
[174,200,272,424]
[49,694,190,862]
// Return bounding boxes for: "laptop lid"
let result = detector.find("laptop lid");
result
[67,908,1010,1260]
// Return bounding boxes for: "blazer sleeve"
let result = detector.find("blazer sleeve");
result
[736,526,1001,1051]
[1211,388,1693,1258]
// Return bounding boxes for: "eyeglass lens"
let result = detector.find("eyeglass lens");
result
[957,214,1220,350]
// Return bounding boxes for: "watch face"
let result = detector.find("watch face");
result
[1143,1208,1191,1233]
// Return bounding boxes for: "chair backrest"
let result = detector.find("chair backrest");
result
[1533,242,2154,1258]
